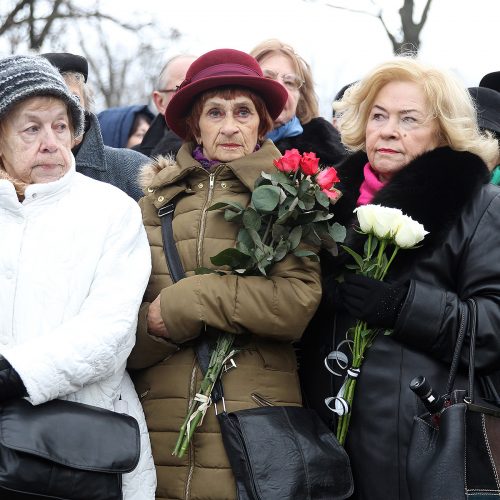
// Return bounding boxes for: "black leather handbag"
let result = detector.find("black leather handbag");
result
[407,298,500,500]
[216,396,353,500]
[159,201,354,500]
[0,398,140,500]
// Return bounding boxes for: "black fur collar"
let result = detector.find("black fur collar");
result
[325,146,490,276]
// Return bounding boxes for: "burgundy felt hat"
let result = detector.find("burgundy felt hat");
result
[165,48,287,139]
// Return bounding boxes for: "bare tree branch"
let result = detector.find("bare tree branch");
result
[0,0,31,36]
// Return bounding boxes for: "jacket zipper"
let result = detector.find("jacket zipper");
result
[196,171,218,267]
[184,361,198,499]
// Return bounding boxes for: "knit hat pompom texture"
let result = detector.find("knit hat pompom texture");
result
[0,55,84,137]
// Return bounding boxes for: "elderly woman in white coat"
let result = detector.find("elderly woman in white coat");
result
[0,55,156,498]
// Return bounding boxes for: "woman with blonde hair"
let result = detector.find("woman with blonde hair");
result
[300,56,500,499]
[250,38,346,165]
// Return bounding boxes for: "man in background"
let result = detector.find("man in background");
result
[42,52,148,201]
[134,54,196,158]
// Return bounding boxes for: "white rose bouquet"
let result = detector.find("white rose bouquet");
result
[329,204,428,445]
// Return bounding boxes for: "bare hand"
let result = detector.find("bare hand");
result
[147,294,169,338]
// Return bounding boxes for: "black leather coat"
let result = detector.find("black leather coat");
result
[300,147,500,500]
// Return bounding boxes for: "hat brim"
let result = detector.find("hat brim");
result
[165,75,287,139]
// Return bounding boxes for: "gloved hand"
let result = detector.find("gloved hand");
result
[0,355,27,402]
[339,274,409,328]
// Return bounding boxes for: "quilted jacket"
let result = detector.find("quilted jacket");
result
[0,162,156,499]
[129,140,322,500]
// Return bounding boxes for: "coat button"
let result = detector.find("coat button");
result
[147,187,155,193]
[198,183,204,189]
[157,195,165,202]
[221,182,227,189]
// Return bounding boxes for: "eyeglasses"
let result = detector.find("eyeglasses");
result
[157,88,177,94]
[262,69,304,91]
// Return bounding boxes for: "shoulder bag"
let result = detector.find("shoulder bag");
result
[159,201,354,500]
[0,397,140,499]
[407,298,500,500]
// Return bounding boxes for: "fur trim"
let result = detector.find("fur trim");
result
[138,154,176,190]
[323,146,490,277]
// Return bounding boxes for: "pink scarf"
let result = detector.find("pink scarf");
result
[357,162,386,206]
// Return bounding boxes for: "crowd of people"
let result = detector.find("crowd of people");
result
[0,39,499,500]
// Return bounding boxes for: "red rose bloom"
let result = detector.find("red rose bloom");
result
[317,167,340,190]
[273,148,301,173]
[300,152,320,176]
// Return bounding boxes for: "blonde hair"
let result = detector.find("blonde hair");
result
[250,39,319,124]
[334,56,499,169]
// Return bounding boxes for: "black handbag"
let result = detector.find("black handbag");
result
[407,298,500,500]
[159,201,354,500]
[216,393,353,500]
[0,398,140,500]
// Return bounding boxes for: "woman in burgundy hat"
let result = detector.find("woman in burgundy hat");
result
[128,48,322,500]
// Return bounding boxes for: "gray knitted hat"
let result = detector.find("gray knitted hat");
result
[0,54,84,136]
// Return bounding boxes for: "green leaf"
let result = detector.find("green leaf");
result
[297,178,311,197]
[274,239,289,261]
[252,185,281,212]
[279,188,287,204]
[242,207,261,231]
[293,249,320,261]
[276,209,295,224]
[300,193,316,211]
[207,201,244,212]
[288,225,303,250]
[281,183,298,196]
[383,329,393,336]
[315,189,329,208]
[313,211,334,222]
[248,228,264,249]
[295,212,317,225]
[329,222,346,243]
[210,248,252,268]
[341,245,363,268]
[224,210,243,223]
[237,228,254,250]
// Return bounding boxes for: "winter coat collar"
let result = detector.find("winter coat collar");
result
[334,146,490,263]
[74,112,107,172]
[139,139,282,204]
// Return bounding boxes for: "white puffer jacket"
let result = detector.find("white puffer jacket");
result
[0,162,156,499]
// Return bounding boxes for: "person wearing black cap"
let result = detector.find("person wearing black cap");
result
[469,86,500,185]
[42,51,148,201]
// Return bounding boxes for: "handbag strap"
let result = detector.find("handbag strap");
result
[158,202,224,403]
[445,298,477,402]
[159,203,186,284]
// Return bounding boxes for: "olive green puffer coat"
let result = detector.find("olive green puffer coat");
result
[128,141,321,500]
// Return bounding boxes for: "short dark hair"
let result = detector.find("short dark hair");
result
[184,87,273,143]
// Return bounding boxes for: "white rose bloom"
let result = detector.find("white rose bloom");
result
[370,205,404,239]
[394,215,428,248]
[354,205,376,233]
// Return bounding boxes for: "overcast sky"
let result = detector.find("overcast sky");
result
[32,0,499,116]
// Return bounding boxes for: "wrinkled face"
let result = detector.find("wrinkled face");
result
[197,94,260,162]
[365,80,441,181]
[0,96,74,184]
[258,53,300,127]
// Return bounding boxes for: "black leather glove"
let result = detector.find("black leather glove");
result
[0,355,27,402]
[339,274,409,328]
